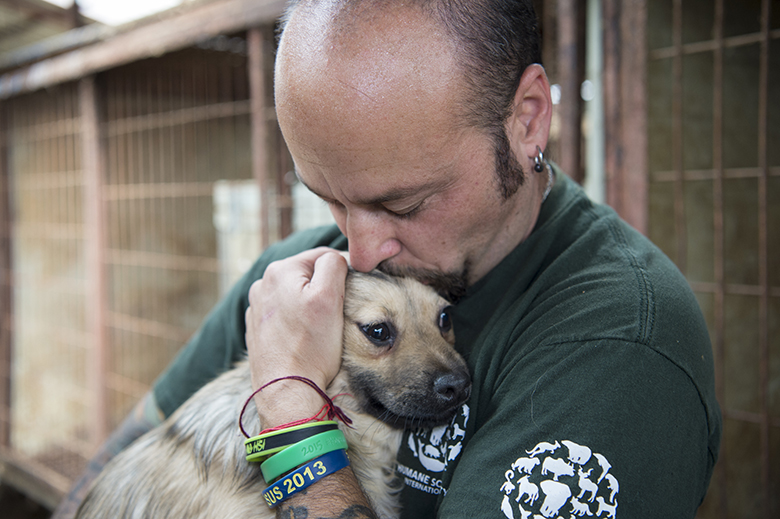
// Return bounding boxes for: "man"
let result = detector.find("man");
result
[54,1,721,518]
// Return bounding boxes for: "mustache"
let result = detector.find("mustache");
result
[377,261,469,303]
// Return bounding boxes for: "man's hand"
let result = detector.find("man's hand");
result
[245,248,349,428]
[245,249,378,518]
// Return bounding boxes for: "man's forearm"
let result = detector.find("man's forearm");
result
[275,468,378,519]
[51,392,163,519]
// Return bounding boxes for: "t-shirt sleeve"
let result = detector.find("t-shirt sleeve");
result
[435,338,716,519]
[152,225,346,418]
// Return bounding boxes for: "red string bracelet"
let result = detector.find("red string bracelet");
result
[238,375,353,439]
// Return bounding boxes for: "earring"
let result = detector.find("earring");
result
[534,146,545,173]
[532,146,554,201]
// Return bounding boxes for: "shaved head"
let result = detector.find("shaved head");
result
[277,0,541,197]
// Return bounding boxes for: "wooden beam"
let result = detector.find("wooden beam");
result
[0,101,11,449]
[0,24,116,72]
[0,447,70,510]
[603,0,648,234]
[79,76,109,445]
[0,0,286,100]
[556,0,585,183]
[0,0,78,27]
[248,27,271,251]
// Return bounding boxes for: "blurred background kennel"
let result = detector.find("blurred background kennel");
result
[0,0,778,518]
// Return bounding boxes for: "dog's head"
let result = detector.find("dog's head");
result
[341,270,471,429]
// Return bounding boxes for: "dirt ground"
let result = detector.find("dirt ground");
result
[0,484,51,519]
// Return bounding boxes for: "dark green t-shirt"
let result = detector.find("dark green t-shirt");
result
[153,172,721,518]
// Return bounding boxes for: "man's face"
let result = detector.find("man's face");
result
[275,4,544,295]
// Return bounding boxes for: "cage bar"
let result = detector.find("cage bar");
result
[556,0,585,183]
[0,101,12,450]
[79,75,109,446]
[249,27,270,250]
[756,0,770,515]
[602,0,648,234]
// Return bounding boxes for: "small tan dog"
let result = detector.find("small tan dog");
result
[76,270,471,519]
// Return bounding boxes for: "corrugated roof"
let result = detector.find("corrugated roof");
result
[0,0,285,99]
[0,0,88,55]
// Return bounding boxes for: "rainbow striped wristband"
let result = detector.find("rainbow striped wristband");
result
[262,449,350,508]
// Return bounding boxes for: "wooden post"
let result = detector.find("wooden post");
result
[80,76,109,445]
[757,1,771,515]
[602,0,648,234]
[557,0,586,183]
[248,27,270,250]
[0,101,12,448]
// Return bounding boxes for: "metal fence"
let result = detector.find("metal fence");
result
[0,27,306,503]
[647,1,780,518]
[2,82,88,488]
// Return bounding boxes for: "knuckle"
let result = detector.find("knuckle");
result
[263,260,284,278]
[247,279,263,302]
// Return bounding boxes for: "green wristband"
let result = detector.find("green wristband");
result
[261,429,348,483]
[245,421,338,462]
[263,449,350,508]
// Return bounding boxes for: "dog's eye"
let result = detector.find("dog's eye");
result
[438,306,453,334]
[361,322,395,346]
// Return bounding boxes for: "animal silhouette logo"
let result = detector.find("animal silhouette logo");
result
[498,439,619,518]
[402,403,470,497]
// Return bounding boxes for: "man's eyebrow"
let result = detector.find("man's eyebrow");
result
[295,169,333,202]
[354,183,443,205]
[294,168,449,206]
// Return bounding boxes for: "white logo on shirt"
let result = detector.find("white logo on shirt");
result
[400,404,470,496]
[499,440,619,518]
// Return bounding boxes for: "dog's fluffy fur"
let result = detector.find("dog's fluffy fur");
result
[75,270,471,519]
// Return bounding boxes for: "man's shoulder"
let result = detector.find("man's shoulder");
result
[474,183,713,379]
[546,192,702,346]
[509,199,718,429]
[554,210,712,370]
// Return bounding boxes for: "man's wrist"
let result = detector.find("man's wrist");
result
[275,465,378,519]
[252,379,329,429]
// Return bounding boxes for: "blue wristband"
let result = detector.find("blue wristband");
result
[262,449,350,508]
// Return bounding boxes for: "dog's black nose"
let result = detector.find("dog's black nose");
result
[433,370,471,404]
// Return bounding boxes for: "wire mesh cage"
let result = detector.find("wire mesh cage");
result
[5,82,89,481]
[646,1,780,517]
[101,44,254,433]
[0,29,332,491]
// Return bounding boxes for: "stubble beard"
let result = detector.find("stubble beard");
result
[377,260,470,303]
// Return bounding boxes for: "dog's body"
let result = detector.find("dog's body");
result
[76,271,471,519]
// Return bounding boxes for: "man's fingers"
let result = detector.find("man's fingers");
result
[309,251,349,292]
[261,247,343,287]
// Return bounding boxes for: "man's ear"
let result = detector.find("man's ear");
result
[504,64,553,163]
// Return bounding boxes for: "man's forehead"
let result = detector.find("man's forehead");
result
[279,1,454,81]
[275,0,471,168]
[285,0,434,41]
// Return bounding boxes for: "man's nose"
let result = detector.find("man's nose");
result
[345,210,401,272]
